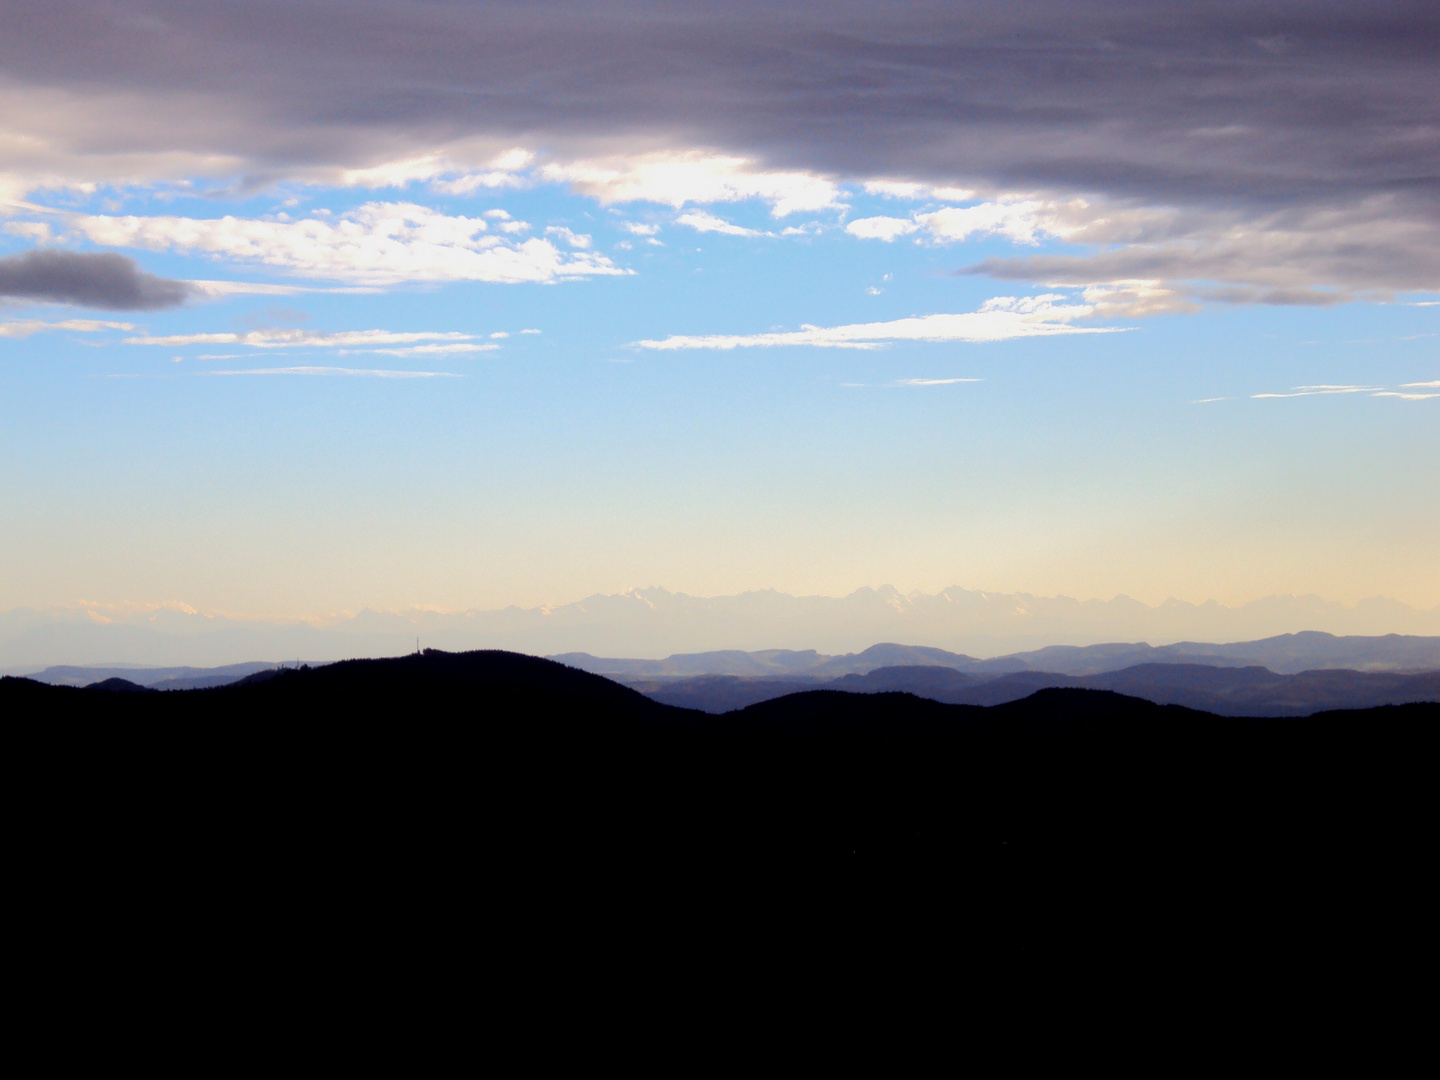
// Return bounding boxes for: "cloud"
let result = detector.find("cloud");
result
[1249,383,1437,400]
[520,328,541,334]
[203,367,460,378]
[851,198,1071,246]
[863,181,976,202]
[342,343,498,357]
[674,211,763,237]
[125,329,477,348]
[896,378,981,386]
[4,3,1437,311]
[0,249,190,309]
[0,317,134,338]
[543,226,592,248]
[847,217,918,242]
[961,196,1440,311]
[2,4,1436,218]
[68,203,625,286]
[1252,384,1384,398]
[618,222,660,236]
[185,280,378,298]
[635,294,1123,350]
[4,221,52,242]
[543,152,842,217]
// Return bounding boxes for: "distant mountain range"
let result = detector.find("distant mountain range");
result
[21,662,282,691]
[626,663,1440,717]
[4,586,1438,668]
[558,631,1440,679]
[577,633,1440,715]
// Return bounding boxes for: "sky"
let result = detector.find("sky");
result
[1,1,1436,636]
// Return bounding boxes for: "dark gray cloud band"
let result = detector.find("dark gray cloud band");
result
[2,2,1437,306]
[0,250,190,310]
[1,1,1435,210]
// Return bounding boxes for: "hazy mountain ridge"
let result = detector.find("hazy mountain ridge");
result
[568,631,1440,679]
[4,587,1438,669]
[23,662,283,689]
[629,663,1440,717]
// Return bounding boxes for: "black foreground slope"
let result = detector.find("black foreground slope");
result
[6,648,1437,865]
[8,648,1438,979]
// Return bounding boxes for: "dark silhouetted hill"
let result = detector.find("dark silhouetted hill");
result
[7,648,1436,973]
[85,676,149,693]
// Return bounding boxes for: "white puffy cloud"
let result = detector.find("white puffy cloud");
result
[846,196,1074,246]
[916,199,1061,244]
[68,203,625,285]
[846,216,918,241]
[0,317,133,338]
[339,147,534,193]
[544,226,592,248]
[543,152,842,217]
[635,294,1122,350]
[618,221,660,236]
[3,221,53,242]
[674,211,762,237]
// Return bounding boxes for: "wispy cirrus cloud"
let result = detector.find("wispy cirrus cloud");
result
[1,317,134,338]
[674,211,764,237]
[896,377,981,386]
[186,280,379,298]
[1253,382,1438,401]
[342,343,498,358]
[125,328,479,349]
[635,295,1121,350]
[203,366,459,378]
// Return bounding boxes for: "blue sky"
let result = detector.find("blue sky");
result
[1,2,1436,627]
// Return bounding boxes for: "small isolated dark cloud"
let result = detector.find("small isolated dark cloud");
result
[0,250,190,310]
